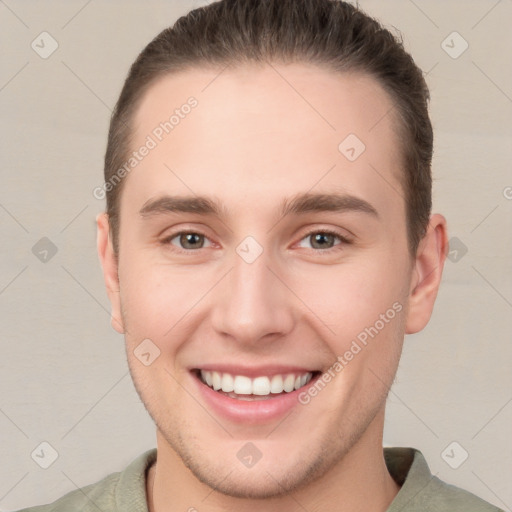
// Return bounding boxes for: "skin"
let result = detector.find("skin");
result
[97,63,448,512]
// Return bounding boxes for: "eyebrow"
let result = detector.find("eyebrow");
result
[139,192,379,220]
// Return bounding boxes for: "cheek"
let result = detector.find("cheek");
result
[118,256,213,339]
[117,234,411,348]
[290,256,408,338]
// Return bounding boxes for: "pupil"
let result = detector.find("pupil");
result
[181,233,202,249]
[313,233,333,249]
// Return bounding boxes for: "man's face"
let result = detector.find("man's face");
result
[101,63,423,497]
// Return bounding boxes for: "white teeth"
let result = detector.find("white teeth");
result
[221,373,234,392]
[283,374,295,392]
[199,370,313,396]
[252,376,270,395]
[270,374,284,393]
[212,371,222,391]
[233,375,252,394]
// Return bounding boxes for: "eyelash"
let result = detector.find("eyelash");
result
[296,229,352,254]
[160,228,352,255]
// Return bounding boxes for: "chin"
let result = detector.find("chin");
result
[190,466,307,499]
[176,439,335,500]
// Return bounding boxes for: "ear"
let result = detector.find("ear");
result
[96,213,125,334]
[405,213,448,334]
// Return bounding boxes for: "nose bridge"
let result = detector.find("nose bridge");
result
[211,242,294,343]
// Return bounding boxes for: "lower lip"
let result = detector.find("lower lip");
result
[191,371,320,424]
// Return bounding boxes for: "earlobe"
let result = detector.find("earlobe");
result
[96,213,125,334]
[405,213,448,334]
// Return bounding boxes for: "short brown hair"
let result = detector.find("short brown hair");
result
[104,0,432,257]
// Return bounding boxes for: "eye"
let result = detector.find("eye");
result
[161,231,213,252]
[296,229,351,251]
[160,228,351,254]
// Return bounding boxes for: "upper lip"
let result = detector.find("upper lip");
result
[191,364,319,378]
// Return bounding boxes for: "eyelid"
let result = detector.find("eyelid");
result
[160,225,353,255]
[160,228,215,254]
[293,227,353,252]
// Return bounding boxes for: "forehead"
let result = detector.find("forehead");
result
[124,63,403,222]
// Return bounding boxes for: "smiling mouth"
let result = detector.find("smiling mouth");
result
[192,369,321,401]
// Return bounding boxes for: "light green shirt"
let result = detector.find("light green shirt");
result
[15,447,503,511]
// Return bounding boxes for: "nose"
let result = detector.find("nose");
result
[210,245,295,346]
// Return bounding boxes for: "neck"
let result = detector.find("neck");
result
[146,409,400,512]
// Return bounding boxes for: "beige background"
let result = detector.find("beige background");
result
[1,0,511,510]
